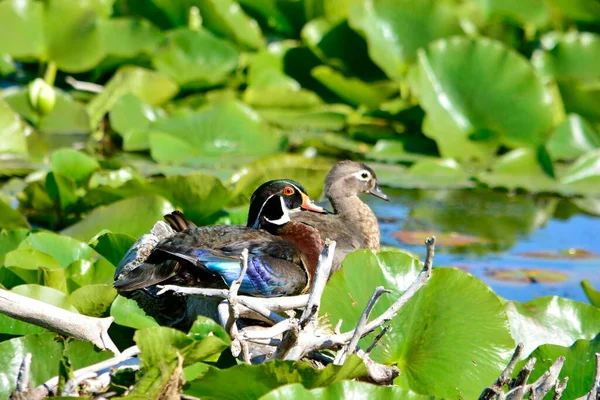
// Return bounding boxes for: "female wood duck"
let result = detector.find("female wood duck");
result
[292,160,389,274]
[114,179,326,297]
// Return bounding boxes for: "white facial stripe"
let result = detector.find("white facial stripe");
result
[352,170,371,181]
[264,196,291,225]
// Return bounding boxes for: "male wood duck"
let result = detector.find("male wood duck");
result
[292,160,389,274]
[114,179,326,297]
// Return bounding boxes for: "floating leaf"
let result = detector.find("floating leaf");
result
[50,149,100,185]
[381,159,474,189]
[0,97,28,157]
[88,231,137,268]
[185,356,366,399]
[348,0,461,80]
[65,258,115,292]
[87,66,179,130]
[409,37,563,161]
[518,248,598,260]
[4,248,62,283]
[110,294,159,330]
[485,268,569,283]
[259,381,432,400]
[478,0,550,26]
[11,284,78,312]
[524,337,600,400]
[311,65,396,108]
[393,230,490,246]
[366,139,436,164]
[559,149,600,195]
[581,280,600,308]
[547,114,600,161]
[478,148,559,192]
[18,232,95,268]
[99,17,163,59]
[257,106,347,131]
[506,296,600,356]
[0,197,29,230]
[70,284,117,317]
[0,229,29,265]
[152,28,239,89]
[109,94,167,151]
[62,195,174,242]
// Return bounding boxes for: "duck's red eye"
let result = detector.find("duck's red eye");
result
[283,187,295,196]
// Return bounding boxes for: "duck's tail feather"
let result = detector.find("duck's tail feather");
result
[164,211,197,232]
[113,259,179,291]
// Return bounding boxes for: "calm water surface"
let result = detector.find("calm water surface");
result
[365,188,600,303]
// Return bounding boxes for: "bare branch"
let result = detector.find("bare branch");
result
[530,356,565,400]
[365,326,390,356]
[335,286,390,365]
[554,377,568,400]
[15,353,32,393]
[300,239,336,326]
[506,357,536,400]
[240,319,299,341]
[0,289,118,354]
[226,249,249,335]
[479,343,525,400]
[65,76,104,93]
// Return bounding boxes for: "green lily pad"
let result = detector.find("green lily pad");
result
[259,381,432,400]
[88,231,137,268]
[152,28,239,89]
[0,97,28,157]
[478,148,559,192]
[196,0,265,50]
[12,284,78,312]
[3,87,91,135]
[65,258,115,291]
[348,0,461,80]
[61,195,174,242]
[149,100,283,164]
[70,283,117,317]
[581,279,600,308]
[505,296,600,356]
[185,356,367,399]
[547,114,600,161]
[485,268,569,283]
[4,248,62,283]
[384,159,474,189]
[0,0,44,59]
[149,173,230,224]
[478,0,550,26]
[109,94,167,151]
[524,336,600,400]
[18,231,95,268]
[87,66,179,130]
[229,154,333,205]
[559,149,600,195]
[257,106,348,131]
[322,250,514,399]
[110,294,159,330]
[50,149,99,185]
[533,31,600,123]
[366,139,437,164]
[409,37,564,161]
[99,17,163,59]
[311,65,396,108]
[0,229,29,265]
[0,197,29,230]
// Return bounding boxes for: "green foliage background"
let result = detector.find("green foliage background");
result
[0,0,600,398]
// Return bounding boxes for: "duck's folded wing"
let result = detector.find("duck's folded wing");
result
[114,244,306,297]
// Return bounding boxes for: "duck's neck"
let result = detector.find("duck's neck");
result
[273,221,323,286]
[330,195,380,251]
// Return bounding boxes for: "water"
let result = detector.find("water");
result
[366,187,600,303]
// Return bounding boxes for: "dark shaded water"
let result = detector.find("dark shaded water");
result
[366,188,600,303]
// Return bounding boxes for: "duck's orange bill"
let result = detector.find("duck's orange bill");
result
[300,192,326,213]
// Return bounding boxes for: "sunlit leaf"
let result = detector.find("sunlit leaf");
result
[0,97,28,157]
[581,279,600,308]
[477,0,550,26]
[506,296,600,356]
[409,37,564,161]
[547,114,600,161]
[0,197,29,230]
[110,294,159,330]
[259,381,431,400]
[379,159,474,189]
[50,149,100,185]
[559,149,600,195]
[18,232,95,268]
[70,283,117,317]
[88,231,137,268]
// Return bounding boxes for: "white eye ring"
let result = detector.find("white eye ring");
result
[353,170,371,181]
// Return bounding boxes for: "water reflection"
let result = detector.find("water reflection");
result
[366,188,600,303]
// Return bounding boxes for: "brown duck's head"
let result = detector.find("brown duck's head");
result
[247,179,326,229]
[323,160,389,201]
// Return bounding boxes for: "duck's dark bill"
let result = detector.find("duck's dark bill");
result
[300,192,326,213]
[369,184,390,201]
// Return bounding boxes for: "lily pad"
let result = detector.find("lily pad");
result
[149,100,283,164]
[152,28,239,89]
[478,0,550,26]
[384,158,474,189]
[229,154,333,204]
[50,149,100,185]
[259,381,432,400]
[88,231,137,268]
[322,251,514,399]
[0,197,29,230]
[65,258,115,291]
[87,66,179,130]
[478,148,559,193]
[0,229,29,265]
[546,114,600,161]
[3,248,62,283]
[99,17,163,59]
[110,294,159,330]
[185,356,367,399]
[485,268,569,283]
[393,230,490,246]
[348,0,461,80]
[61,195,174,242]
[366,139,437,164]
[18,232,95,268]
[70,283,117,317]
[524,337,600,400]
[505,296,600,356]
[311,65,396,108]
[559,149,600,196]
[409,37,563,161]
[581,280,600,308]
[0,97,28,157]
[518,248,598,260]
[257,105,348,131]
